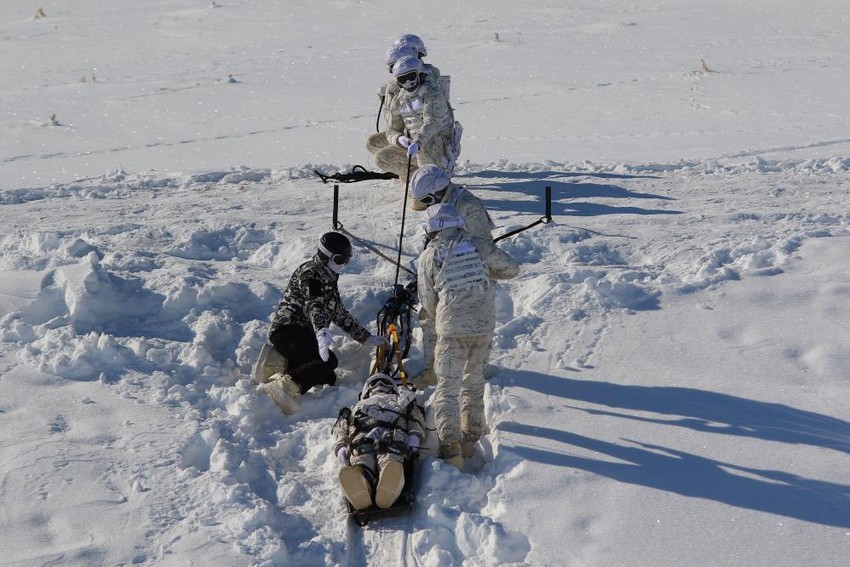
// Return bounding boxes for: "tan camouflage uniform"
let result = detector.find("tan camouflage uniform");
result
[418,183,496,384]
[366,66,444,169]
[371,72,456,182]
[417,229,519,457]
[333,388,426,480]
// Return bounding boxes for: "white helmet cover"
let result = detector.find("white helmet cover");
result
[394,33,427,57]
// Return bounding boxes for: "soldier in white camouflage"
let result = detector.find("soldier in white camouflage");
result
[409,164,496,387]
[367,35,444,166]
[370,55,460,183]
[332,373,426,510]
[416,204,519,468]
[258,232,386,414]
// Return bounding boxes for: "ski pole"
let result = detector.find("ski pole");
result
[393,154,413,290]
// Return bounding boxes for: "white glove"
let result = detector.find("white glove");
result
[363,335,388,349]
[397,136,411,148]
[316,328,333,362]
[404,433,421,452]
[407,141,420,157]
[336,446,350,466]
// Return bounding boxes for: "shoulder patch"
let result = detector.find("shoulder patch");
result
[307,278,323,298]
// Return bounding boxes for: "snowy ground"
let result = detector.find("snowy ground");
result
[2,1,850,566]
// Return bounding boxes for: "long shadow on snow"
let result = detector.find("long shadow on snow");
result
[458,170,661,181]
[501,421,850,528]
[511,371,850,454]
[464,179,682,218]
[496,371,850,527]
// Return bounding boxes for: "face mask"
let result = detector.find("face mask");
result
[396,71,420,92]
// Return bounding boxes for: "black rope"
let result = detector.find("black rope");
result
[376,96,385,133]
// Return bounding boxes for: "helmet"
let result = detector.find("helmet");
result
[385,42,418,71]
[360,373,397,399]
[318,232,352,268]
[392,55,424,91]
[410,165,450,211]
[392,55,423,79]
[394,33,427,58]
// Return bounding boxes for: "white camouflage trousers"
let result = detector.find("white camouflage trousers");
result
[418,305,437,373]
[433,333,492,449]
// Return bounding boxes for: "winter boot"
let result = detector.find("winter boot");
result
[461,432,479,458]
[258,373,301,414]
[375,460,405,509]
[339,465,373,511]
[439,442,464,470]
[252,343,288,385]
[410,366,438,388]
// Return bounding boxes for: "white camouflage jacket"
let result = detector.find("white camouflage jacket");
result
[441,184,495,242]
[385,73,455,162]
[417,228,520,337]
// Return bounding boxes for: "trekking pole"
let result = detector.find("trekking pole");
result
[332,185,340,229]
[393,155,413,290]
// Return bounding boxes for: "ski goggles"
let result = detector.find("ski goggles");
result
[417,193,440,206]
[396,71,418,86]
[318,242,351,265]
[330,253,350,265]
[412,187,448,210]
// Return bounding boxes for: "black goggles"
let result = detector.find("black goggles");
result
[416,187,447,206]
[396,71,418,85]
[330,253,350,265]
[417,193,439,206]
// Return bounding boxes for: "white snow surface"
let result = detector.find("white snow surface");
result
[2,1,850,566]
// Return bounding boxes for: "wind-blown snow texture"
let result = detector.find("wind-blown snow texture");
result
[2,1,850,566]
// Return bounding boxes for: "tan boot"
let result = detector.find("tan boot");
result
[410,367,438,388]
[375,460,405,509]
[258,373,301,414]
[461,432,479,458]
[440,443,464,470]
[252,344,288,385]
[339,465,373,510]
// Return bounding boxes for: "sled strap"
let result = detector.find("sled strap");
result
[388,323,408,385]
[334,222,416,277]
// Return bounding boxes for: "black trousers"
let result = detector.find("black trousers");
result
[269,324,338,393]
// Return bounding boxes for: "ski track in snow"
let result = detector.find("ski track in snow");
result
[1,158,849,565]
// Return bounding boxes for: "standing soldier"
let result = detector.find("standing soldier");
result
[416,205,519,468]
[408,164,496,387]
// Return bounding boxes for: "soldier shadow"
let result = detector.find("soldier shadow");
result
[495,369,850,527]
[462,169,661,181]
[461,171,683,219]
